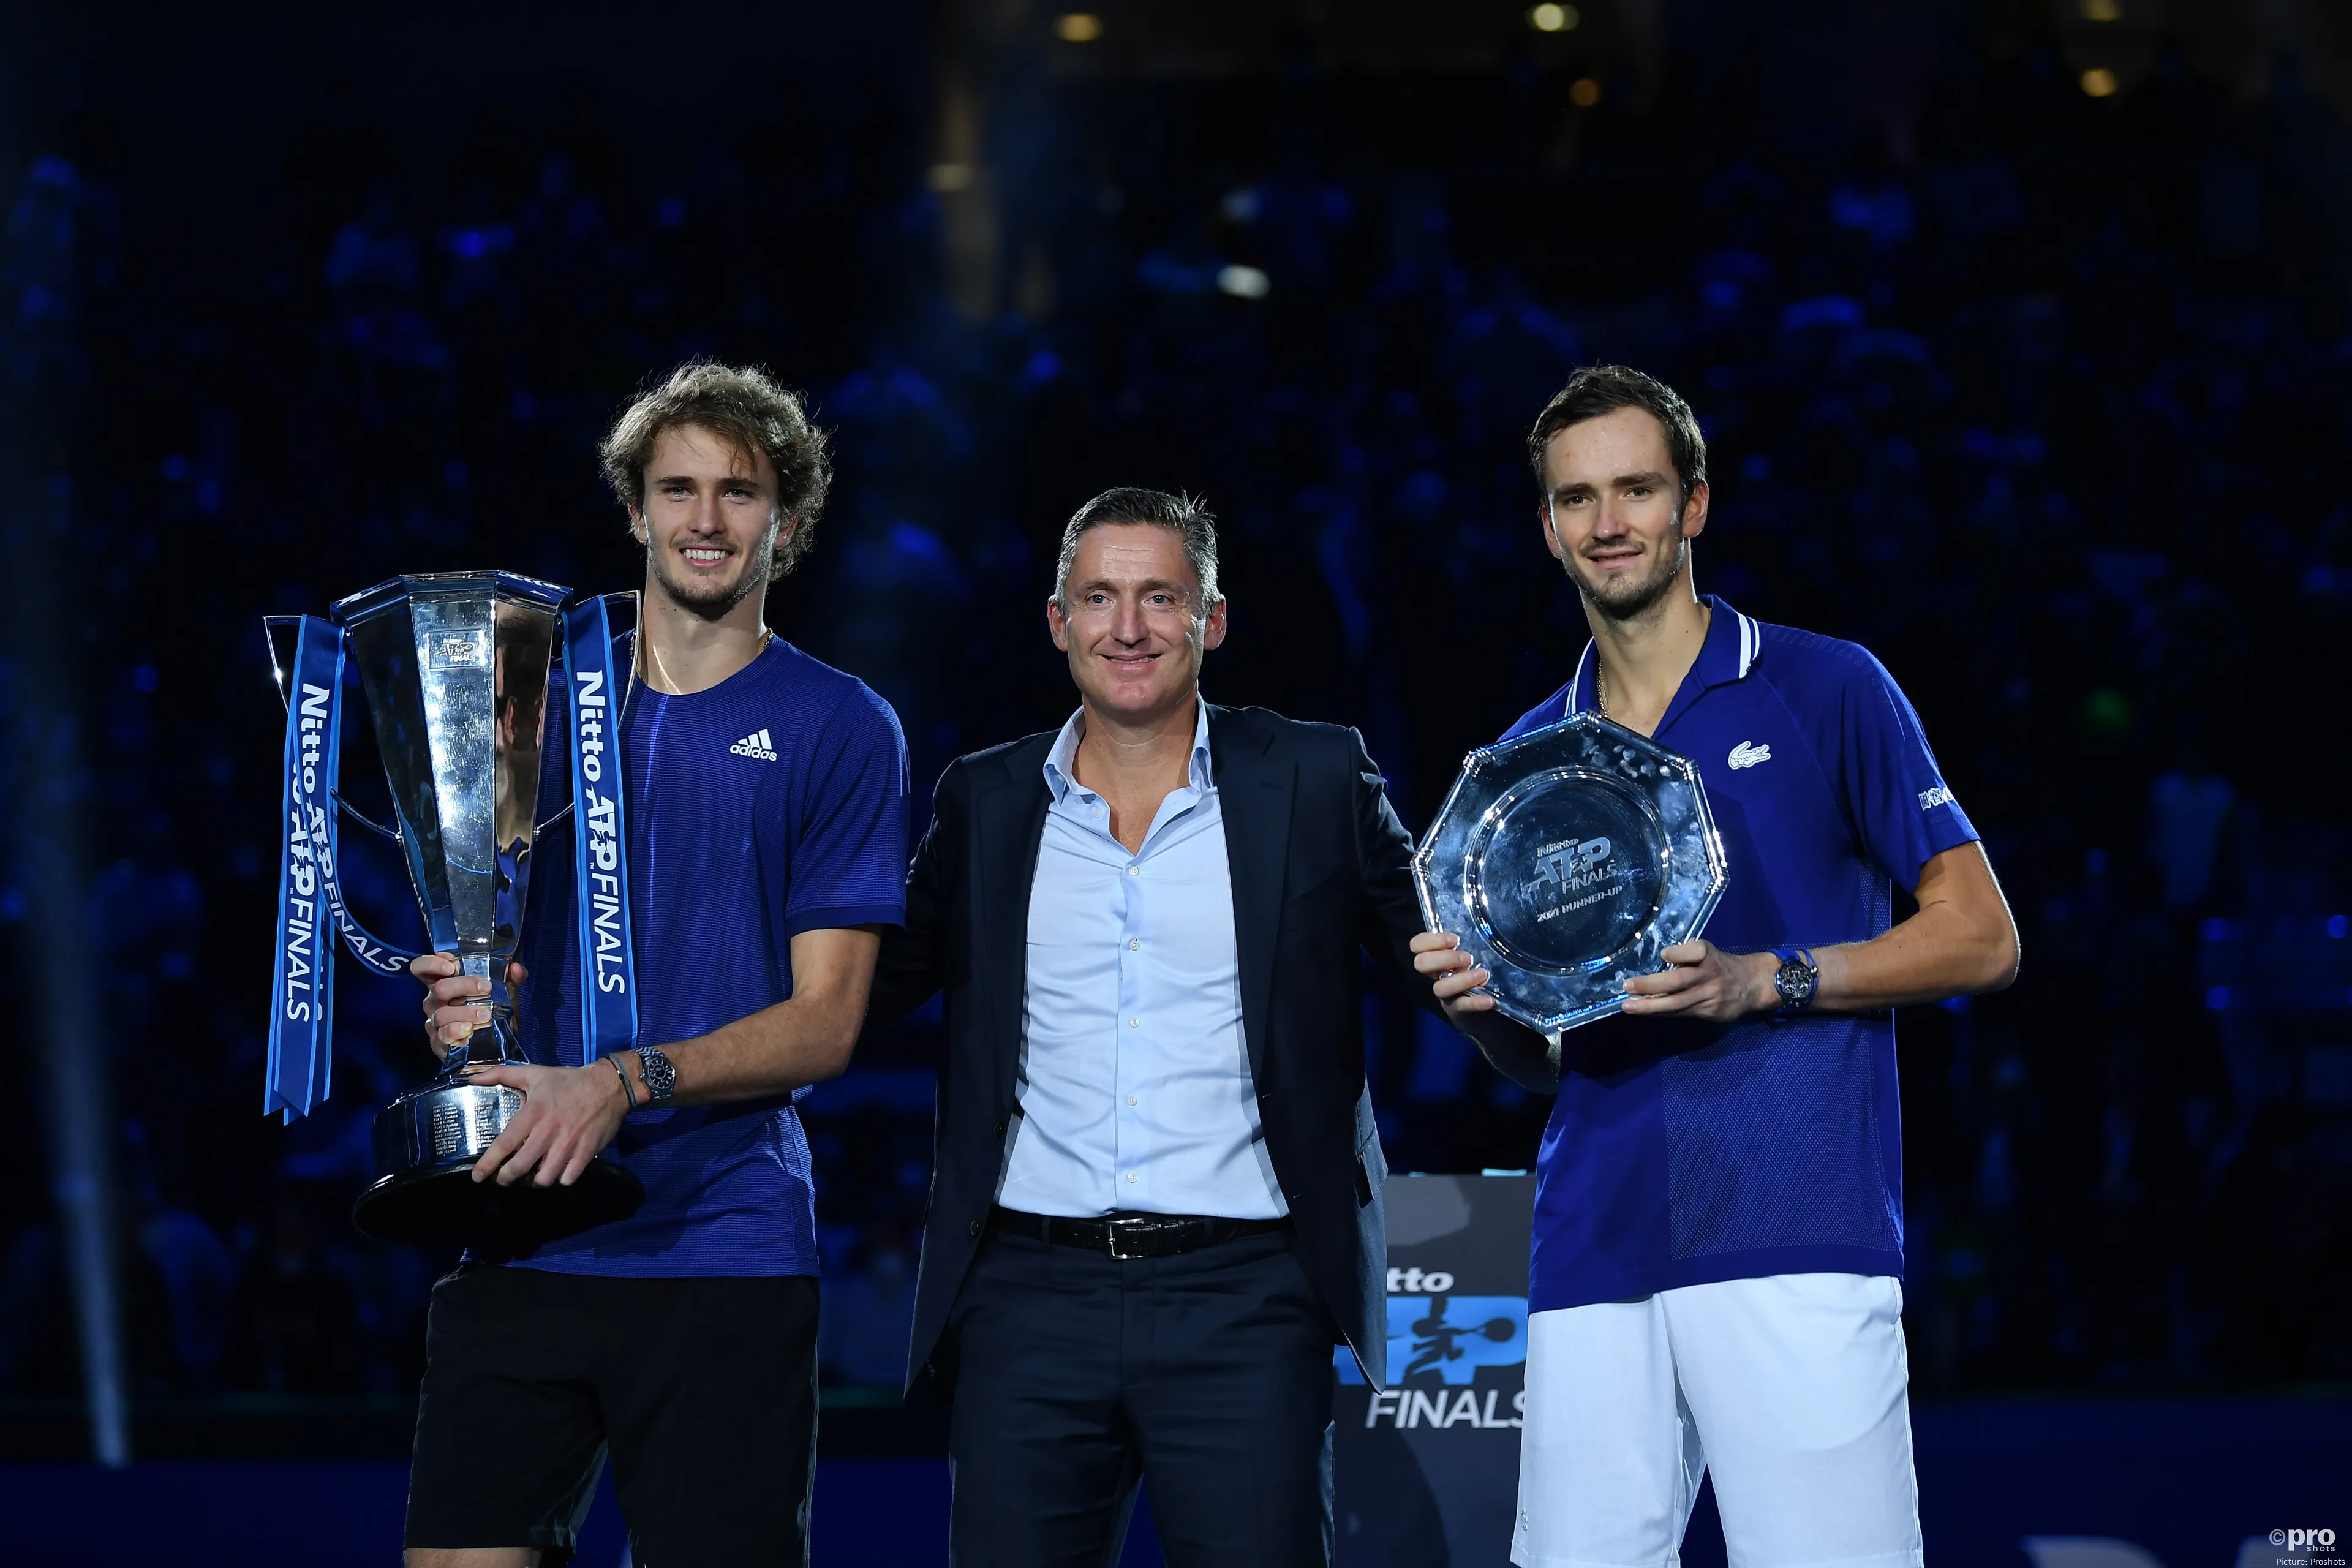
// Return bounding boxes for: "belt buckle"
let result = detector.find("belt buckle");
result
[1103,1216,1153,1261]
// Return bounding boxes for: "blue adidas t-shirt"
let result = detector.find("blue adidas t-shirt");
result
[1501,597,1977,1312]
[503,635,908,1278]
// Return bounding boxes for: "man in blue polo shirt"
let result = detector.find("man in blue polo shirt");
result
[1414,365,2018,1568]
[402,362,908,1566]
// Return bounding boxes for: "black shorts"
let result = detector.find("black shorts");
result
[404,1264,819,1566]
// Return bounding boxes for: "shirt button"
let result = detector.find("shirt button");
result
[968,1218,981,1237]
[1126,1172,1138,1183]
[1128,1017,1139,1028]
[1128,938,1140,950]
[1126,1095,1137,1106]
[1125,864,1139,876]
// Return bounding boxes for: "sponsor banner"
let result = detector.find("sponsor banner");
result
[562,593,639,1063]
[1335,1173,1533,1566]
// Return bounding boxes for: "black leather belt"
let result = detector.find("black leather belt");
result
[989,1206,1287,1261]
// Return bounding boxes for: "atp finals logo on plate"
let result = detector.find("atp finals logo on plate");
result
[1522,834,1628,926]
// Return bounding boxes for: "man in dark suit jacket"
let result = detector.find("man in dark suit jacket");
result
[868,486,1433,1567]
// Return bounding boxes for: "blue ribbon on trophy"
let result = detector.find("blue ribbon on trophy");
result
[265,615,416,1121]
[559,592,639,1065]
[263,615,343,1121]
[262,575,649,1244]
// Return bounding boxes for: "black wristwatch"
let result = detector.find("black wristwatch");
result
[634,1043,677,1105]
[1769,947,1820,1013]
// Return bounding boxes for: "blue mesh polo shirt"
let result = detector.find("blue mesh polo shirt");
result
[504,636,908,1278]
[1501,597,1978,1311]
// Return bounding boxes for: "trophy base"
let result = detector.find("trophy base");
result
[353,1156,646,1249]
[355,1073,645,1248]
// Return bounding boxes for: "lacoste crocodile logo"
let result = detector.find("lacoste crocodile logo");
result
[1728,741,1772,770]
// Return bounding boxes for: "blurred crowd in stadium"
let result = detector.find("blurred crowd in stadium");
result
[1,15,2346,1414]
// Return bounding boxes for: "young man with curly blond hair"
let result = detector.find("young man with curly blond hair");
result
[403,362,908,1567]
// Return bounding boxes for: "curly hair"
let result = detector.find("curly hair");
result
[598,360,832,576]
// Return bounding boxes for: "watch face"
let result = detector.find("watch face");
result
[1778,961,1814,1006]
[638,1047,675,1100]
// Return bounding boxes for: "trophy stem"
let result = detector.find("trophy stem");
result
[445,1006,530,1071]
[454,951,518,1008]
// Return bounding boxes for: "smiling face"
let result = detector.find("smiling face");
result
[1047,522,1227,726]
[629,423,788,618]
[1538,404,1709,622]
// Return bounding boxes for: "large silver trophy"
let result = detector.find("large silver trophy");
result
[1414,712,1727,1039]
[266,571,644,1247]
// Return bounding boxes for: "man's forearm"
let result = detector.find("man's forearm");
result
[1455,1007,1559,1093]
[616,926,883,1108]
[866,924,942,1026]
[1747,841,2018,1016]
[1810,897,2018,1011]
[622,996,863,1109]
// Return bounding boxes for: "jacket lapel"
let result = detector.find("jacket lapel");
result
[1210,706,1292,1082]
[973,745,1052,1106]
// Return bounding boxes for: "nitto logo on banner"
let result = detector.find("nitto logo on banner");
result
[575,669,628,997]
[279,680,333,1023]
[1387,1267,1453,1293]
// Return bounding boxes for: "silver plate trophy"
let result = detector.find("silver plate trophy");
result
[1413,712,1728,1039]
[268,572,644,1247]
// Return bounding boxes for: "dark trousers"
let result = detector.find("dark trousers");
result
[944,1223,1338,1568]
[405,1265,818,1567]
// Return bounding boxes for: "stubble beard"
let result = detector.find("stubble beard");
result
[1562,516,1690,626]
[647,530,777,622]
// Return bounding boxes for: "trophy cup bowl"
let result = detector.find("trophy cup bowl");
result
[331,572,644,1248]
[1412,712,1728,1039]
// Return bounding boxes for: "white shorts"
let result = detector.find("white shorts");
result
[1512,1273,1924,1568]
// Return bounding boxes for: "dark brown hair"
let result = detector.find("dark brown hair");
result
[1526,364,1708,505]
[599,361,832,576]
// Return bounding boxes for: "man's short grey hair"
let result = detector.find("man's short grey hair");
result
[1051,487,1223,613]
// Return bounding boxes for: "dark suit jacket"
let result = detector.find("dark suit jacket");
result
[870,703,1433,1398]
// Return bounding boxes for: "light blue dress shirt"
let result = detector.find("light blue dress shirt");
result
[997,701,1286,1220]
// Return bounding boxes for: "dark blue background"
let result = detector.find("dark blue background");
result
[0,0,2346,1559]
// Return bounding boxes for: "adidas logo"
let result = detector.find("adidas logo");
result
[730,728,778,761]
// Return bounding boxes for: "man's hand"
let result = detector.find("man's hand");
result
[1411,930,1559,1091]
[1619,940,1777,1021]
[410,952,529,1060]
[462,1060,633,1188]
[1411,930,1498,1019]
[1419,930,1777,1023]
